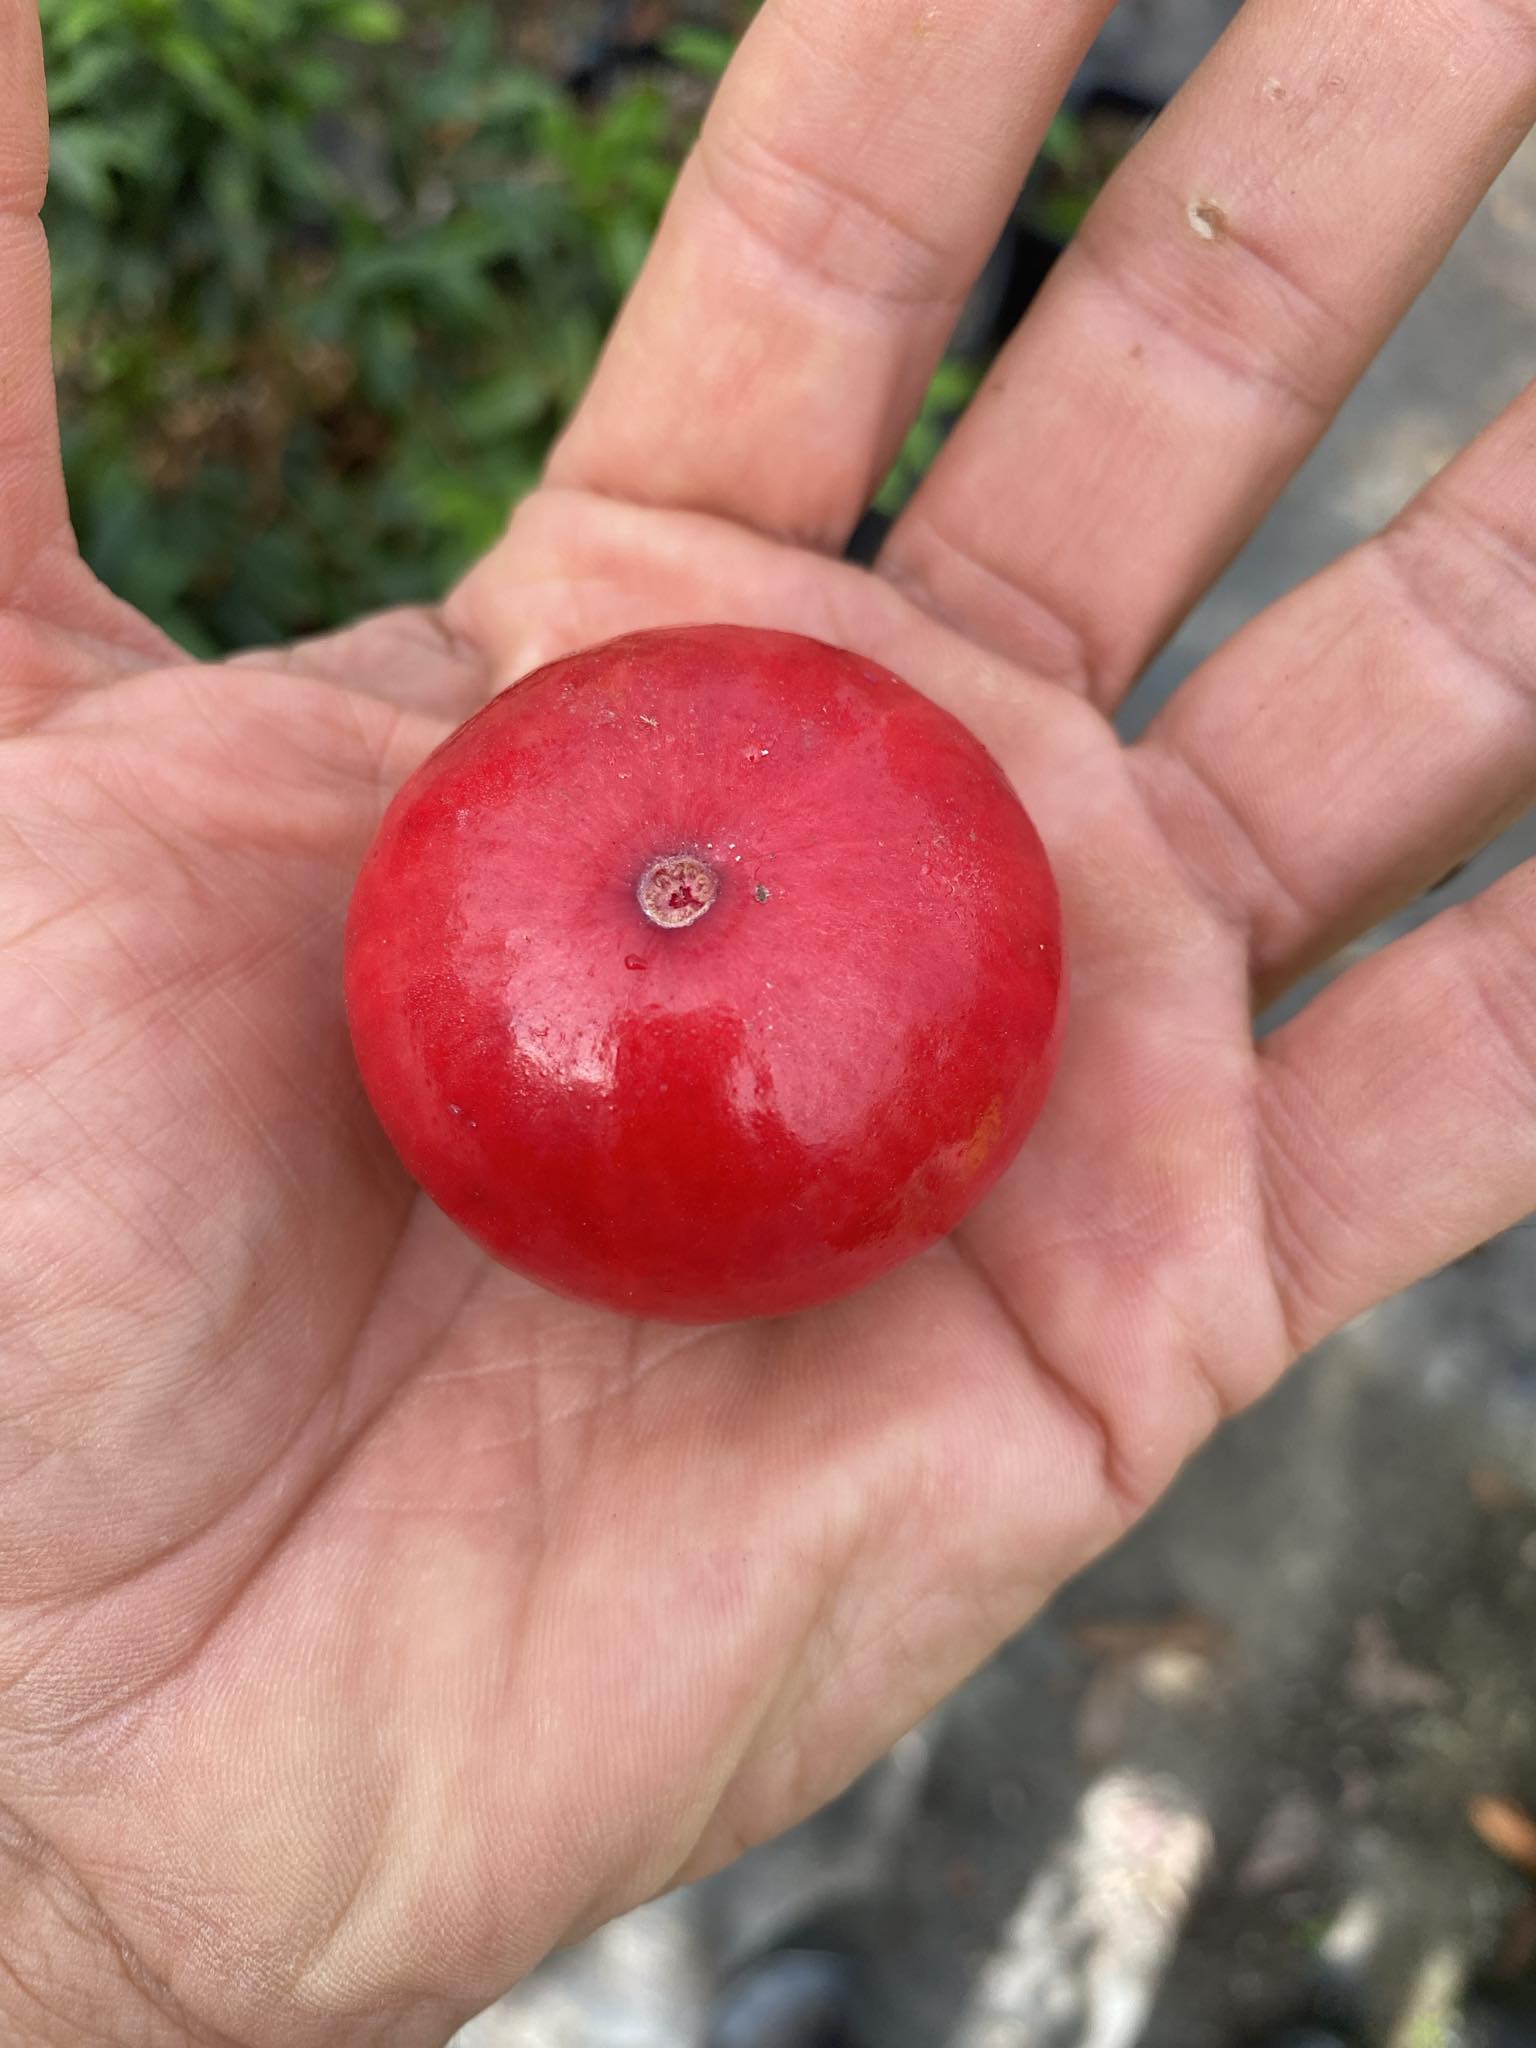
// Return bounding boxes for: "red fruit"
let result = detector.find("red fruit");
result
[344,626,1065,1323]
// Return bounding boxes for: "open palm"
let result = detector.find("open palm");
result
[3,2,1535,2042]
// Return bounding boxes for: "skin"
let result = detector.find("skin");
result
[344,626,1065,1323]
[0,0,1534,2039]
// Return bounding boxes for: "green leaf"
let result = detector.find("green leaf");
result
[1030,189,1094,243]
[46,41,137,116]
[1040,111,1091,178]
[454,370,552,441]
[48,122,123,215]
[336,1,405,45]
[874,358,982,517]
[154,33,259,137]
[662,26,734,78]
[599,214,656,293]
[475,69,562,126]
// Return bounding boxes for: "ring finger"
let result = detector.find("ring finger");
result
[1134,375,1536,999]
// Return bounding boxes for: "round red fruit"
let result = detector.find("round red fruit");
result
[344,626,1065,1323]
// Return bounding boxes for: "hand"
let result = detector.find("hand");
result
[2,0,1533,2040]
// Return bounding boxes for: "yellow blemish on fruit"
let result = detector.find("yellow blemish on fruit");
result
[964,1096,1004,1177]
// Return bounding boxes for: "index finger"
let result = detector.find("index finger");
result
[547,0,1114,550]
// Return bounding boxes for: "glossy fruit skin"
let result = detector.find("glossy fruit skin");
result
[344,626,1065,1323]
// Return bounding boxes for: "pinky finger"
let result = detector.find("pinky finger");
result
[1259,858,1536,1356]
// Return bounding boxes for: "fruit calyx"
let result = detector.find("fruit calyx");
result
[637,853,719,930]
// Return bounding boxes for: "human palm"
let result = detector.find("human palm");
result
[3,1,1535,2042]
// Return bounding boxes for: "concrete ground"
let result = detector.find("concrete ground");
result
[458,8,1536,2043]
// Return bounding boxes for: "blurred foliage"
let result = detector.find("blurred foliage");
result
[658,23,735,79]
[41,3,1120,655]
[1033,110,1106,245]
[43,0,706,653]
[874,359,985,520]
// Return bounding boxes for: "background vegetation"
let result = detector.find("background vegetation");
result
[39,0,1110,655]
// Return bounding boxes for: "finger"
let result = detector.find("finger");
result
[881,0,1536,704]
[1132,376,1536,998]
[546,0,1114,549]
[1258,857,1536,1355]
[0,3,179,709]
[0,0,66,599]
